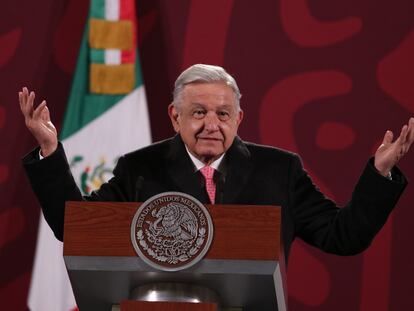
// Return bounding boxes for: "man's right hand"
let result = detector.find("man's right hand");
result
[19,87,58,157]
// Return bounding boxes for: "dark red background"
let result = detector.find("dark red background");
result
[0,1,413,310]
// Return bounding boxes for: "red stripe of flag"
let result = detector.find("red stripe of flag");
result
[120,0,136,64]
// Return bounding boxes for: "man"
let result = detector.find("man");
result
[20,64,413,260]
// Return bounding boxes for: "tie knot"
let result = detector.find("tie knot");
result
[200,166,215,180]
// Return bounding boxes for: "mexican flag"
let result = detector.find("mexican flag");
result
[28,0,151,310]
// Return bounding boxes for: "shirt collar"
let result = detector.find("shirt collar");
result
[184,145,224,171]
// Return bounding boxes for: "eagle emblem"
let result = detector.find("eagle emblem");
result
[131,192,214,271]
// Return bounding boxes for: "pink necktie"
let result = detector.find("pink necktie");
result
[200,166,216,204]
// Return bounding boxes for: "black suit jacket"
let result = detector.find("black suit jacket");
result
[23,135,407,261]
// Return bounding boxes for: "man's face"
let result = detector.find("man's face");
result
[168,82,243,164]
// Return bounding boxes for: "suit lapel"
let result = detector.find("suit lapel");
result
[221,137,253,204]
[165,135,209,203]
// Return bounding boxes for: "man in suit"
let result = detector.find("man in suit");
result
[20,64,414,261]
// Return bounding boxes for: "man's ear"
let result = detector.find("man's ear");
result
[236,109,244,126]
[168,103,180,133]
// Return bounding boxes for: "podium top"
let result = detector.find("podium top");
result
[64,201,281,261]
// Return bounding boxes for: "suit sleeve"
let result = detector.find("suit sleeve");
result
[22,142,131,241]
[289,154,407,255]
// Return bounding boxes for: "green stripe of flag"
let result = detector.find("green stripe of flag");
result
[90,48,105,63]
[90,0,105,19]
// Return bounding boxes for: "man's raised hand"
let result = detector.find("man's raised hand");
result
[19,87,58,157]
[374,117,414,176]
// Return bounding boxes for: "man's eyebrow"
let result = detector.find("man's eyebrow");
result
[189,102,234,110]
[189,102,205,107]
[217,104,234,110]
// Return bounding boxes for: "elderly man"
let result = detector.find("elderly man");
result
[20,64,413,260]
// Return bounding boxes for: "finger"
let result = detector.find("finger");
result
[381,130,394,145]
[21,87,27,104]
[22,87,29,104]
[20,90,34,117]
[25,91,36,117]
[401,118,414,154]
[33,100,47,120]
[23,88,33,105]
[21,87,32,104]
[395,125,408,146]
[406,117,414,143]
[18,91,28,116]
[40,103,51,122]
[18,91,23,110]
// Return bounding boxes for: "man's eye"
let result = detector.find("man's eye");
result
[217,111,230,121]
[193,110,206,118]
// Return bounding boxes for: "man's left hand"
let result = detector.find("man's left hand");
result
[375,117,414,177]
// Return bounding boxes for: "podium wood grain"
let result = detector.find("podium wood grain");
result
[64,201,280,260]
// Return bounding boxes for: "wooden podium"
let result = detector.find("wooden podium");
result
[63,201,287,311]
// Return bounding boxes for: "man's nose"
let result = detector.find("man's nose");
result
[204,112,220,131]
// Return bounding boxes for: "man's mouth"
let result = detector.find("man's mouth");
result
[197,136,222,140]
[197,136,222,141]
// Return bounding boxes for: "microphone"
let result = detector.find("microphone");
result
[134,176,144,202]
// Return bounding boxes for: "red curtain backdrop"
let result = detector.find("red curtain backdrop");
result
[0,1,413,310]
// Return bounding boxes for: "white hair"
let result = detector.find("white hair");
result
[173,64,241,110]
